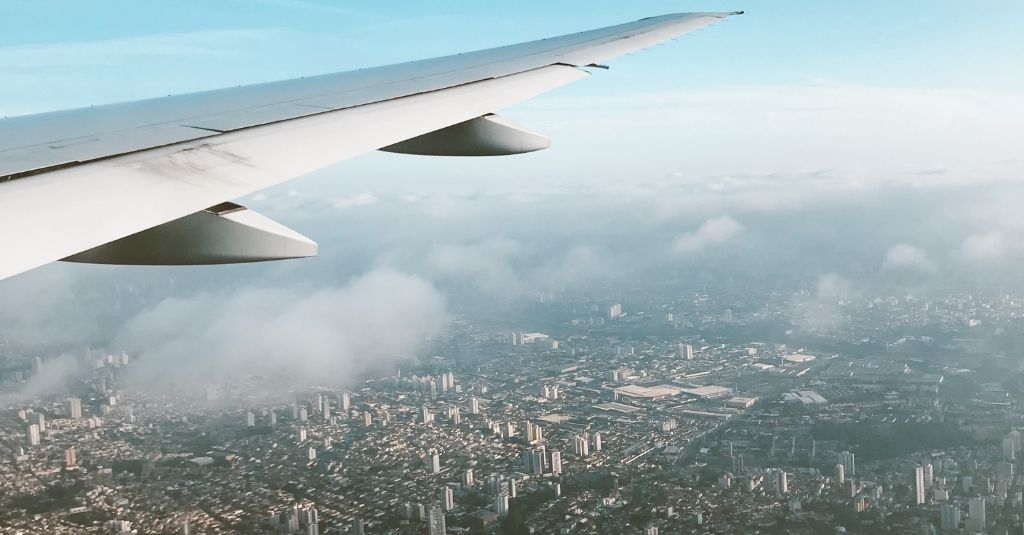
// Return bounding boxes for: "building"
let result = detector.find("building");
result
[65,446,76,467]
[340,391,351,411]
[776,470,788,496]
[246,411,256,427]
[429,449,441,474]
[66,398,82,419]
[26,424,40,446]
[593,432,602,451]
[363,411,373,427]
[31,412,45,432]
[968,497,985,532]
[940,504,961,530]
[839,451,856,477]
[574,434,589,457]
[443,487,455,512]
[834,463,845,484]
[923,463,934,488]
[470,397,480,414]
[428,505,446,535]
[914,465,926,505]
[463,469,474,486]
[678,343,693,360]
[551,451,562,474]
[494,495,510,518]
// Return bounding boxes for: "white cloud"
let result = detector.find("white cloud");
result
[672,216,744,255]
[882,244,935,273]
[117,269,448,393]
[959,232,1006,262]
[332,192,379,209]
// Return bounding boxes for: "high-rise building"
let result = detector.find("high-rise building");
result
[914,466,926,505]
[838,451,856,476]
[428,505,446,535]
[64,446,76,467]
[834,463,845,484]
[443,487,455,512]
[31,412,46,433]
[593,432,602,452]
[525,421,543,442]
[340,392,351,411]
[299,407,308,422]
[646,526,659,535]
[968,497,985,532]
[352,518,365,535]
[307,447,316,461]
[494,495,510,518]
[609,303,623,318]
[526,449,544,475]
[246,411,256,427]
[26,424,40,446]
[776,470,788,496]
[923,463,934,488]
[422,406,433,425]
[679,343,694,360]
[574,434,589,457]
[470,397,480,415]
[940,504,961,530]
[551,450,562,475]
[463,469,474,486]
[844,479,857,498]
[363,411,373,427]
[298,428,307,442]
[66,398,83,419]
[429,449,441,474]
[322,402,330,421]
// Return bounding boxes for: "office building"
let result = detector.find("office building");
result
[494,494,510,518]
[940,504,960,530]
[428,505,446,535]
[66,398,82,419]
[575,434,589,457]
[968,497,985,532]
[839,451,856,477]
[776,470,788,495]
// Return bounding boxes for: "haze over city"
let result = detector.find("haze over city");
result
[1,1,1023,534]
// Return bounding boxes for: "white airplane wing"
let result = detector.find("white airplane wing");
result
[0,12,742,280]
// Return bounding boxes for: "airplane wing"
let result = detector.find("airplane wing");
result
[0,11,742,281]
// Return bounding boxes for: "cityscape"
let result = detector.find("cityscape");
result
[3,282,1024,534]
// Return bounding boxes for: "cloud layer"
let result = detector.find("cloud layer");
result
[115,269,448,393]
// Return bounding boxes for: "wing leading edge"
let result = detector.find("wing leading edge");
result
[0,11,742,280]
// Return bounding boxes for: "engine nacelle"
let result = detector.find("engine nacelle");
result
[63,202,317,265]
[380,114,549,156]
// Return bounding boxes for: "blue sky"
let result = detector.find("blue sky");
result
[3,0,1023,114]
